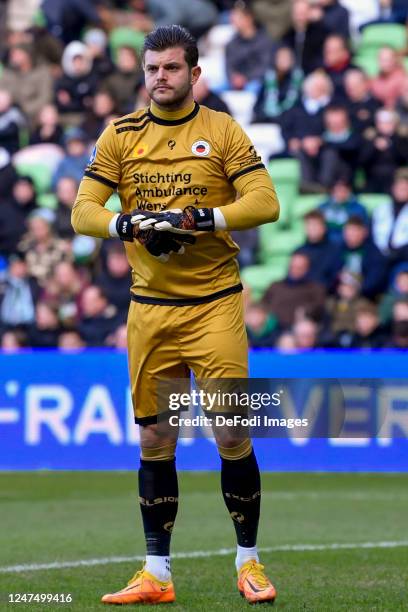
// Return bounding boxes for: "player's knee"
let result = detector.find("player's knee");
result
[139,423,178,460]
[217,437,252,460]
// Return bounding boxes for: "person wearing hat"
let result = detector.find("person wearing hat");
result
[359,108,408,193]
[55,41,99,123]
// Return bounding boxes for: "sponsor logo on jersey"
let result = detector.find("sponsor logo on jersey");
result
[88,145,97,165]
[132,142,149,157]
[191,140,211,157]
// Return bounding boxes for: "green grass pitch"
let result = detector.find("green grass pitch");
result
[1,472,407,611]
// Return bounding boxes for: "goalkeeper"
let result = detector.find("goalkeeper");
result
[72,24,279,606]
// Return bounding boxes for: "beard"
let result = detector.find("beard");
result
[149,80,192,110]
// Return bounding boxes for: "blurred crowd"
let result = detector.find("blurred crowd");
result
[0,0,407,351]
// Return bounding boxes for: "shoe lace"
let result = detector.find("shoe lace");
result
[127,564,145,586]
[248,562,269,589]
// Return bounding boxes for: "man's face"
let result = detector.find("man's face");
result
[144,47,200,109]
[392,178,408,203]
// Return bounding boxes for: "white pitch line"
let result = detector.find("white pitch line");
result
[1,541,408,574]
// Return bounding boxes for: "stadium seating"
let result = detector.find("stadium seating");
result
[358,193,392,215]
[292,194,324,220]
[359,23,407,53]
[105,192,122,213]
[354,51,379,76]
[268,159,301,225]
[241,258,289,300]
[220,90,257,126]
[15,161,53,194]
[259,222,305,263]
[109,27,145,61]
[244,124,285,164]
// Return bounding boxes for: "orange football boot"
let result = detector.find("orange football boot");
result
[237,560,277,604]
[101,566,175,605]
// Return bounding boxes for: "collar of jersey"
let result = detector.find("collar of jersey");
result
[148,101,199,125]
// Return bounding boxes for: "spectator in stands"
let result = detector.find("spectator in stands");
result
[396,76,408,127]
[292,317,320,349]
[343,68,381,132]
[319,105,361,187]
[349,301,388,349]
[281,71,333,190]
[245,302,278,348]
[43,261,88,329]
[95,243,132,322]
[27,301,62,347]
[102,46,143,115]
[54,176,79,239]
[262,252,326,328]
[29,104,64,146]
[388,320,408,348]
[0,255,38,329]
[0,149,18,202]
[251,0,292,41]
[319,178,368,242]
[296,210,342,290]
[41,0,107,45]
[81,90,118,141]
[0,44,53,127]
[372,169,408,267]
[58,330,86,350]
[145,0,219,39]
[225,0,274,92]
[282,0,329,74]
[0,176,37,257]
[230,228,259,268]
[341,215,389,299]
[52,128,90,189]
[325,269,366,347]
[322,35,354,99]
[78,285,120,346]
[379,267,408,325]
[370,47,407,109]
[312,0,350,38]
[252,46,303,124]
[359,109,408,193]
[0,328,29,351]
[193,78,231,114]
[83,28,114,81]
[109,323,128,349]
[18,209,71,287]
[0,89,26,154]
[275,331,296,351]
[55,41,98,120]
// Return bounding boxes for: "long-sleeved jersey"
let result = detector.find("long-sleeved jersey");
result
[72,100,279,302]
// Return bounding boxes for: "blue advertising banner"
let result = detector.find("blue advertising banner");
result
[0,350,407,471]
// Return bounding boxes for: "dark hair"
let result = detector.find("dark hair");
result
[303,209,325,222]
[346,215,367,228]
[142,25,198,69]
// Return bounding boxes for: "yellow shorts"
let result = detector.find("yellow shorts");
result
[127,289,248,424]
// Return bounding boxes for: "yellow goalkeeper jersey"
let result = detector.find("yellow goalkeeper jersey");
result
[72,100,279,303]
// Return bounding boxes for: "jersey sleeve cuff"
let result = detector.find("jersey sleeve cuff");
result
[109,213,120,237]
[213,208,227,230]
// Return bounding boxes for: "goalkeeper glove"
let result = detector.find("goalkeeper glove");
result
[133,206,215,234]
[115,212,195,262]
[136,228,195,262]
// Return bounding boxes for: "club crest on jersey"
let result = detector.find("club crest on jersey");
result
[191,140,211,157]
[132,142,149,157]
